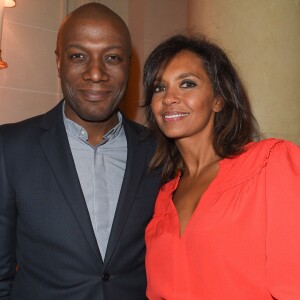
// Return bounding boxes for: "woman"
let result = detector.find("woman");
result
[143,34,300,299]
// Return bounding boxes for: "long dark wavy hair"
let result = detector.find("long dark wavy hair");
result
[143,34,259,183]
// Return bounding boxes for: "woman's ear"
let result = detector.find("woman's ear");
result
[213,96,224,113]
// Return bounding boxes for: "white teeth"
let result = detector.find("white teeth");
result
[164,113,189,119]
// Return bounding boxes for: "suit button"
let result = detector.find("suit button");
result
[102,272,111,281]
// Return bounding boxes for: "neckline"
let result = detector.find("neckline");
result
[170,159,226,239]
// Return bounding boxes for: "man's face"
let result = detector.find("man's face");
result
[56,16,131,127]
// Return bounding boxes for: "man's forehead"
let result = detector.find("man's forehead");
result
[62,23,130,49]
[56,6,131,55]
[65,16,129,39]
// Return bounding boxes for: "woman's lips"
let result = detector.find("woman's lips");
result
[162,112,190,121]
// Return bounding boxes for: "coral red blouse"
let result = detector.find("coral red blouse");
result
[145,139,300,300]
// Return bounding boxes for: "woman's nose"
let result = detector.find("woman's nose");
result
[162,89,181,106]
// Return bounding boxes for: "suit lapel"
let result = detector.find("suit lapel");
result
[104,120,149,265]
[38,103,103,264]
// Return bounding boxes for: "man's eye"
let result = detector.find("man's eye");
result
[181,80,196,88]
[106,55,121,63]
[153,84,165,93]
[70,53,85,60]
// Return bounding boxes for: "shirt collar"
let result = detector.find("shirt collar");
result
[62,101,123,145]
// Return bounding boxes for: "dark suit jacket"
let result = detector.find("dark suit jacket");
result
[0,101,161,300]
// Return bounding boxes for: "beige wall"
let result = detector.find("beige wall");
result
[0,0,66,124]
[188,0,300,145]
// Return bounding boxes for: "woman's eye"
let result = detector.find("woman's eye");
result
[153,84,165,93]
[181,80,196,88]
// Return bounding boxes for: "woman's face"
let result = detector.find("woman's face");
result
[151,50,222,143]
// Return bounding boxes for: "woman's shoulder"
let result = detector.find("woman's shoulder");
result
[243,138,299,162]
[220,138,299,185]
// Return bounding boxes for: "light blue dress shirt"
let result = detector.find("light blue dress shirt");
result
[63,108,127,258]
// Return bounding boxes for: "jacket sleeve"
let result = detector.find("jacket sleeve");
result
[266,140,300,300]
[0,132,17,299]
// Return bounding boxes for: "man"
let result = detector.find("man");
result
[0,3,161,299]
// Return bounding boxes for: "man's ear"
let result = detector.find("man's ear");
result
[213,96,224,113]
[55,50,61,78]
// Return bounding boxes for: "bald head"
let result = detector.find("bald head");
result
[55,2,132,128]
[56,2,131,56]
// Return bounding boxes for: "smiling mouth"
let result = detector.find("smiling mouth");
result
[79,90,112,101]
[163,113,190,119]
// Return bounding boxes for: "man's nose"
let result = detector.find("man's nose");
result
[83,59,109,83]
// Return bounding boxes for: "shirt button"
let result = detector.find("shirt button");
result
[102,272,111,281]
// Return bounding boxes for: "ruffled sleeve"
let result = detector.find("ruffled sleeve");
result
[266,140,300,299]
